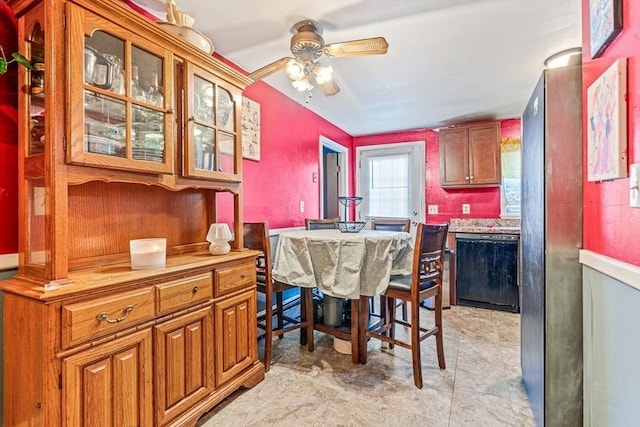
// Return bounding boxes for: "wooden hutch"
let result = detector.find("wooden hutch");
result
[1,0,264,425]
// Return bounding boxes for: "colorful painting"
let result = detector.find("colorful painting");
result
[589,0,623,58]
[241,98,260,161]
[587,58,627,182]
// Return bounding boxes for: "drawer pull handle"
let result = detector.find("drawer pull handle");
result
[96,305,134,324]
[240,273,246,279]
[192,286,199,294]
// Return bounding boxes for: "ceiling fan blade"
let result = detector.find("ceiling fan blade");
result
[248,57,292,81]
[318,79,340,96]
[323,37,388,57]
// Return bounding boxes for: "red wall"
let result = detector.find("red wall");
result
[240,82,352,228]
[0,1,18,255]
[582,0,640,266]
[353,119,520,224]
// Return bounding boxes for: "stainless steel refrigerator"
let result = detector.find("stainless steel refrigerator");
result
[521,63,583,426]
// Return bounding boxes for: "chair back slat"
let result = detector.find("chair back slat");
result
[243,222,271,276]
[413,223,448,293]
[305,217,339,230]
[370,218,411,232]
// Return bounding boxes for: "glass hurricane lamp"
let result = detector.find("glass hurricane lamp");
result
[206,223,233,255]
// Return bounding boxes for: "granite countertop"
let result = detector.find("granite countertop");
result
[448,218,520,235]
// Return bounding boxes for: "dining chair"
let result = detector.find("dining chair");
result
[359,222,448,388]
[243,222,314,372]
[370,218,412,321]
[305,217,340,230]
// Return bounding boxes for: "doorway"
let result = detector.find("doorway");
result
[355,141,425,229]
[319,136,348,220]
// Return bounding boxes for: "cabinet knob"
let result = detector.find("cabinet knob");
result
[192,286,199,294]
[465,176,469,180]
[470,175,474,180]
[240,273,246,279]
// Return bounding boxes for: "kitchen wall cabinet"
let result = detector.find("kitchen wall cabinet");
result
[1,0,264,425]
[439,122,501,188]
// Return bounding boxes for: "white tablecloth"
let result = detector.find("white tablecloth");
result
[272,229,413,299]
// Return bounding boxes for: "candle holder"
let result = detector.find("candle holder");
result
[129,238,166,270]
[206,223,233,255]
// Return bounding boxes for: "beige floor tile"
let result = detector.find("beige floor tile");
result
[198,305,534,426]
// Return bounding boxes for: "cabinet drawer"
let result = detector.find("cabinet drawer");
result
[214,261,256,297]
[62,287,155,349]
[156,273,213,315]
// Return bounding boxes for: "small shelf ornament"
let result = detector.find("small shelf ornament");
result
[206,223,233,255]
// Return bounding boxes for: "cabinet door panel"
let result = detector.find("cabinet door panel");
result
[154,306,214,426]
[469,123,501,185]
[63,329,153,427]
[214,290,257,386]
[440,127,470,186]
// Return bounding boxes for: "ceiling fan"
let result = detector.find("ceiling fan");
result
[248,20,388,97]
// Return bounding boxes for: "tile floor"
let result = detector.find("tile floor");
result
[198,305,535,426]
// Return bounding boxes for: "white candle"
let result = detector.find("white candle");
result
[130,238,166,270]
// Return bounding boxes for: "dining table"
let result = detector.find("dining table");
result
[272,228,414,363]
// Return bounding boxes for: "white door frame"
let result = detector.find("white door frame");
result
[355,141,426,225]
[319,135,348,220]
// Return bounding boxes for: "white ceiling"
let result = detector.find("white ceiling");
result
[131,0,582,136]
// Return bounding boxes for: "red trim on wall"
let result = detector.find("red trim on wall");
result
[582,0,640,266]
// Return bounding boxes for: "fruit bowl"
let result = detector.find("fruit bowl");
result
[337,221,366,233]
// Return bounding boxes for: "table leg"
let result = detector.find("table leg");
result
[350,298,359,364]
[300,288,308,346]
[358,295,370,364]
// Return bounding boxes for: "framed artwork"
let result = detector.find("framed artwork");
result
[241,98,261,161]
[589,0,623,59]
[587,57,627,182]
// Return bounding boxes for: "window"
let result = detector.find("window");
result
[356,141,425,228]
[368,154,410,217]
[501,137,521,217]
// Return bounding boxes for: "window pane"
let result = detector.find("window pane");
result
[368,154,410,217]
[501,137,521,216]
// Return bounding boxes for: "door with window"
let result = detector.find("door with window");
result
[356,142,425,229]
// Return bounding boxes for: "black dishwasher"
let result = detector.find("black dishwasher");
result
[455,233,519,313]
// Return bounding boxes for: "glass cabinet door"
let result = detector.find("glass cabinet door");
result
[184,63,240,181]
[21,4,47,268]
[27,20,45,157]
[67,4,173,174]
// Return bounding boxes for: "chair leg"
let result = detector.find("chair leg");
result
[410,299,423,389]
[435,288,446,369]
[302,288,315,352]
[264,290,274,372]
[401,302,408,321]
[379,295,386,323]
[276,292,284,339]
[387,297,396,349]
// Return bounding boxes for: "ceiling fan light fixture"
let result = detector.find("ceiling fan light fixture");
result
[285,59,305,81]
[314,65,333,84]
[291,76,313,92]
